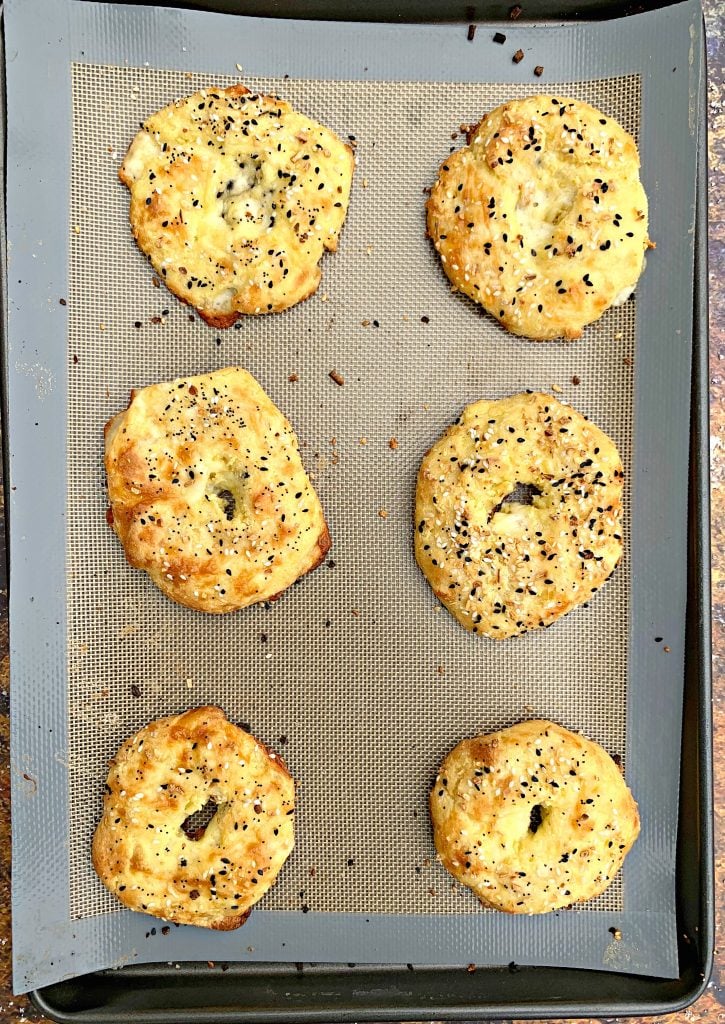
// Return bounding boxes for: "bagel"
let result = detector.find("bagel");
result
[426,95,649,340]
[414,392,623,639]
[430,720,640,914]
[105,366,330,613]
[120,84,354,327]
[92,706,295,929]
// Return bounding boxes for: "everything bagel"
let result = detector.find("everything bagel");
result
[426,95,650,340]
[430,720,640,914]
[104,366,330,613]
[120,84,354,327]
[92,706,295,929]
[414,392,623,639]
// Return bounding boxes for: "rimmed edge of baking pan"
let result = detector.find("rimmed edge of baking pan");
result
[25,5,713,1019]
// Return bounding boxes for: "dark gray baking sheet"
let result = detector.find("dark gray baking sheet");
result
[5,0,702,994]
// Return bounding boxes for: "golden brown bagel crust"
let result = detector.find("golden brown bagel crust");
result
[120,84,354,327]
[430,720,640,914]
[92,706,295,929]
[427,95,649,340]
[105,367,330,613]
[414,392,623,639]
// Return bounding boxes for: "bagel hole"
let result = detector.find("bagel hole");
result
[528,804,544,835]
[208,473,249,523]
[505,481,541,506]
[488,482,542,522]
[181,798,217,840]
[216,489,236,521]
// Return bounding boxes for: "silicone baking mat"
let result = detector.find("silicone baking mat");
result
[6,0,700,993]
[68,65,636,921]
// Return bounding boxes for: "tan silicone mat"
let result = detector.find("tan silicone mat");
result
[68,65,638,919]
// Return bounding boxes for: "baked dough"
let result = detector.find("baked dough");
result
[430,720,639,914]
[414,392,623,638]
[120,84,354,327]
[427,95,649,340]
[92,706,295,929]
[105,366,330,613]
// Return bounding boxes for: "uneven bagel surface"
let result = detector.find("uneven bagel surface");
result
[120,84,354,327]
[105,366,330,613]
[430,720,640,914]
[426,95,650,340]
[92,706,295,929]
[414,392,623,639]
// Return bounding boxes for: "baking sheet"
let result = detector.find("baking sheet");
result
[6,0,701,994]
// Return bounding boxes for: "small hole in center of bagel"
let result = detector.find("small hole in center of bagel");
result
[181,798,218,840]
[209,473,249,522]
[216,488,236,521]
[504,482,541,506]
[528,804,544,835]
[488,482,542,522]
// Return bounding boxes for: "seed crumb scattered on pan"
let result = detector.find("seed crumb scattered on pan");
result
[623,356,633,366]
[130,684,142,698]
[329,369,345,386]
[509,4,523,16]
[151,276,161,288]
[493,31,507,43]
[359,437,368,446]
[378,508,388,519]
[551,383,562,393]
[389,437,399,450]
[513,48,525,63]
[534,65,544,76]
[664,645,671,652]
[59,297,67,306]
[467,963,477,973]
[72,354,79,365]
[609,927,623,941]
[361,318,371,327]
[467,23,477,40]
[288,373,299,382]
[421,315,430,324]
[572,375,581,385]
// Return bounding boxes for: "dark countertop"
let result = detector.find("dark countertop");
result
[0,3,723,1020]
